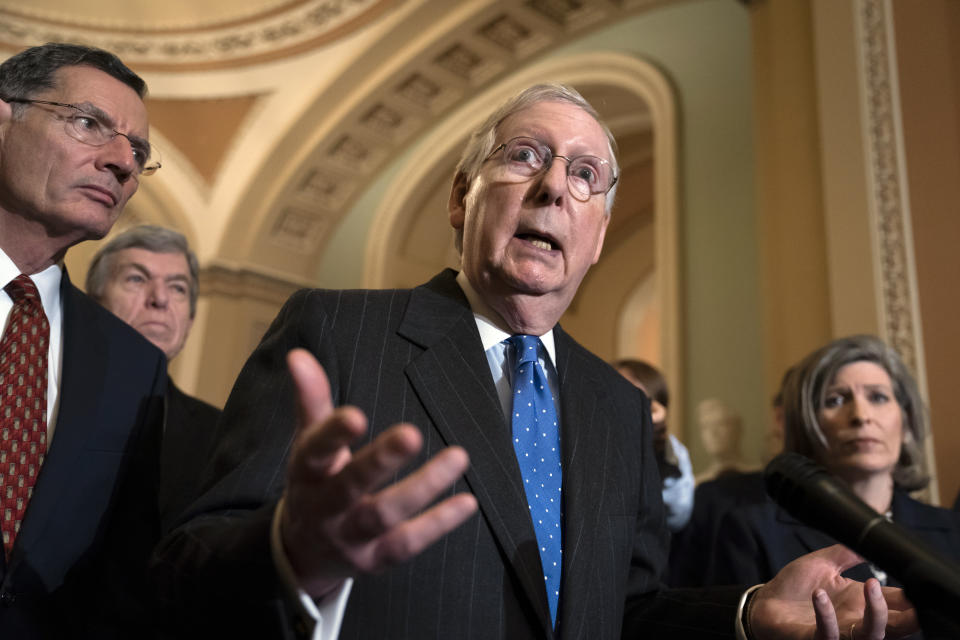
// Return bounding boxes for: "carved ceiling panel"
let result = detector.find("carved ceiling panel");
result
[255,0,677,274]
[0,0,397,70]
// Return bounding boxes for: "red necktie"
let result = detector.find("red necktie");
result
[0,275,49,554]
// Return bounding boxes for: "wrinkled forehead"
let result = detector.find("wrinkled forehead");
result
[497,101,613,160]
[47,65,149,139]
[111,247,192,279]
[826,359,895,389]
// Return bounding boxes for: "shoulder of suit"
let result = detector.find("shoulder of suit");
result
[894,491,960,527]
[65,282,165,360]
[168,382,222,418]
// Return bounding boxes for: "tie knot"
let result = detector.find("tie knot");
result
[5,275,40,305]
[509,334,540,366]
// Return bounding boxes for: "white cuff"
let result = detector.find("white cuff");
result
[271,497,353,640]
[735,583,764,640]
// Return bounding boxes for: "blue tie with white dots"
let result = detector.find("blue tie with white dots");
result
[508,334,562,627]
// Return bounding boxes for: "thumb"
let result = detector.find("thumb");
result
[287,348,334,435]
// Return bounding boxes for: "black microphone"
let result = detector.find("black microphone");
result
[764,452,960,629]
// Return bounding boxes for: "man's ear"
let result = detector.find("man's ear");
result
[448,171,469,230]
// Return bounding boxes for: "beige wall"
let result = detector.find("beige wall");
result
[893,0,960,507]
[751,0,833,412]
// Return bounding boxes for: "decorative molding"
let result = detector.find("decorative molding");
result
[857,0,935,498]
[0,0,393,69]
[857,0,923,375]
[200,262,310,305]
[261,0,681,254]
[270,206,333,251]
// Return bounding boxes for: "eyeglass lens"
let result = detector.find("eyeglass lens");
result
[499,137,612,197]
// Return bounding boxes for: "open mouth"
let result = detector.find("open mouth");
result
[516,232,557,252]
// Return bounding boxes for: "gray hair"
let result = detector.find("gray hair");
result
[0,43,146,118]
[453,83,620,252]
[86,225,199,317]
[781,334,929,491]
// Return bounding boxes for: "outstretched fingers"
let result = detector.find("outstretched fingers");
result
[812,589,840,640]
[369,491,479,568]
[859,579,887,639]
[342,444,472,541]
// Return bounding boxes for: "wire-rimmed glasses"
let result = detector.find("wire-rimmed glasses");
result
[485,136,617,201]
[4,97,161,176]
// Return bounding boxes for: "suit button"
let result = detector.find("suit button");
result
[0,591,15,606]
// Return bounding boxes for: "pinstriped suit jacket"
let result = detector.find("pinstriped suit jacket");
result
[153,269,740,639]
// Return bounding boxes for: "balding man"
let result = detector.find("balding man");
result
[155,84,914,640]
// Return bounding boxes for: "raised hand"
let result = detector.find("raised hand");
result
[279,348,479,598]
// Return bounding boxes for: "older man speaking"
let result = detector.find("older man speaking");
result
[155,84,912,640]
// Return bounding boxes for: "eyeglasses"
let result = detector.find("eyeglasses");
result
[485,136,617,201]
[4,98,161,176]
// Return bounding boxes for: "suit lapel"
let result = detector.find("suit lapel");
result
[399,271,555,637]
[12,274,110,569]
[553,328,610,637]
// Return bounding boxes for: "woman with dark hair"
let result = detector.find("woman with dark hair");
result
[706,335,960,588]
[613,359,694,531]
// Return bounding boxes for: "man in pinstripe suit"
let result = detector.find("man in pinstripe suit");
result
[153,84,913,640]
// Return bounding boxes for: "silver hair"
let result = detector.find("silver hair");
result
[86,225,199,317]
[781,334,929,491]
[452,83,620,252]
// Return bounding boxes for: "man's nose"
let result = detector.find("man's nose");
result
[147,281,168,308]
[531,158,569,206]
[97,135,137,184]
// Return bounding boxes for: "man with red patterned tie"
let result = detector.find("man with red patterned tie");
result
[0,43,165,637]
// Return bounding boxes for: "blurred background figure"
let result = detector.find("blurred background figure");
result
[87,225,221,526]
[694,397,756,484]
[705,335,960,587]
[668,369,790,587]
[613,359,694,532]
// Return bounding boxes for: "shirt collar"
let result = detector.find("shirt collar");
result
[0,247,62,310]
[455,270,556,366]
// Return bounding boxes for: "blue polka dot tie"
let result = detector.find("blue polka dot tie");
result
[508,334,562,627]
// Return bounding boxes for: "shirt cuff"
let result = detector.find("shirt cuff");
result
[735,583,764,640]
[271,497,353,640]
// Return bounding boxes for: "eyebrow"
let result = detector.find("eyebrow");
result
[514,131,609,161]
[121,262,191,283]
[75,100,151,155]
[825,383,893,392]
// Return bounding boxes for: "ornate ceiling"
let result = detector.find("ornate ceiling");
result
[0,0,397,69]
[0,0,671,287]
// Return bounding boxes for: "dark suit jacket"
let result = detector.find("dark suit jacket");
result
[668,471,767,587]
[0,272,166,638]
[153,270,741,639]
[706,490,960,587]
[160,381,221,531]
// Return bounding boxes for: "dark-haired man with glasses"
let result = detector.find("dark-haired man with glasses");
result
[157,84,912,640]
[0,43,166,637]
